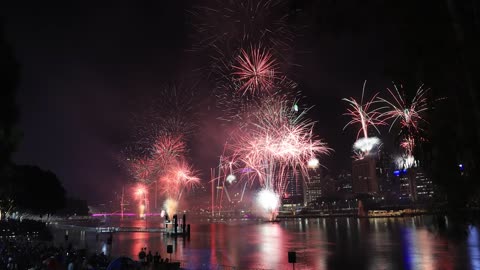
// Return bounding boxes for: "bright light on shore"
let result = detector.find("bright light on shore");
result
[308,158,319,168]
[257,189,280,212]
[226,174,236,184]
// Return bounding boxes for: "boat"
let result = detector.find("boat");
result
[368,210,403,218]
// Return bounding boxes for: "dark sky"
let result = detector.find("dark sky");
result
[1,1,457,203]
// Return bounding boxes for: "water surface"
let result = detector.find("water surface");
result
[54,216,480,270]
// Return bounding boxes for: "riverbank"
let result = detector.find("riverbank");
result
[0,219,184,269]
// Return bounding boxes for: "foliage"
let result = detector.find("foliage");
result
[5,165,66,215]
[0,21,20,169]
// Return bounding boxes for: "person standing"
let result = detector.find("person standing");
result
[146,250,153,266]
[138,248,146,266]
[153,252,160,266]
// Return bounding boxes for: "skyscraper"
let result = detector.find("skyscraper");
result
[337,171,353,194]
[415,168,434,202]
[305,169,322,205]
[283,170,305,205]
[352,157,379,194]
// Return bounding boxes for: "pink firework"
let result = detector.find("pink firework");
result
[152,135,186,158]
[229,96,331,215]
[159,160,200,201]
[231,45,277,95]
[134,184,148,198]
[130,158,154,183]
[377,83,430,133]
[190,0,294,55]
[400,135,415,156]
[157,159,199,218]
[377,83,435,168]
[148,134,185,172]
[398,135,416,168]
[342,81,384,139]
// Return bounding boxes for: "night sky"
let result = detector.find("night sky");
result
[1,1,456,203]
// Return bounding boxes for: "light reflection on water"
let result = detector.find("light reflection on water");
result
[52,216,480,270]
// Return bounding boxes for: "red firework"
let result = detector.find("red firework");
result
[377,83,430,133]
[231,45,277,95]
[342,81,385,139]
[400,135,415,156]
[159,160,200,200]
[229,96,331,196]
[130,159,154,183]
[151,134,186,165]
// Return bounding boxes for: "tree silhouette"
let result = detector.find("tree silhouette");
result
[0,20,20,169]
[8,165,66,214]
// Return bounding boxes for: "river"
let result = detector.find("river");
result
[52,216,480,269]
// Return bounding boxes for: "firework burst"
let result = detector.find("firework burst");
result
[232,45,277,95]
[214,74,297,124]
[228,96,331,219]
[134,184,148,218]
[129,83,198,150]
[151,134,187,165]
[343,81,384,159]
[189,0,294,54]
[122,83,200,218]
[377,83,430,133]
[343,81,384,139]
[377,83,436,168]
[130,159,154,184]
[159,160,200,217]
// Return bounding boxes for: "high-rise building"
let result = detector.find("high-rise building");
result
[305,170,322,205]
[376,150,400,202]
[415,169,434,201]
[396,169,414,202]
[321,175,336,198]
[395,167,434,203]
[337,171,353,194]
[352,157,379,194]
[283,170,305,205]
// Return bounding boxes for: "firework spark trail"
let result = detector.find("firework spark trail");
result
[398,135,416,169]
[377,83,435,168]
[377,83,430,133]
[189,0,294,54]
[229,96,331,219]
[400,135,415,157]
[130,159,154,183]
[151,134,187,165]
[232,45,277,95]
[343,81,384,159]
[127,135,198,218]
[214,75,297,123]
[123,83,199,217]
[342,81,384,139]
[129,83,198,152]
[159,160,200,218]
[134,184,148,218]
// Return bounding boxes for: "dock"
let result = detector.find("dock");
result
[95,226,186,235]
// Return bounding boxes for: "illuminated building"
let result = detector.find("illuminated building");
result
[395,168,434,203]
[414,168,434,202]
[304,170,322,205]
[282,170,305,205]
[396,169,414,202]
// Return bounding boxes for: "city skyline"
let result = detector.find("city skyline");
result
[0,1,473,208]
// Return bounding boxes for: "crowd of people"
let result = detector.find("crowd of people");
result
[0,220,181,270]
[137,247,180,269]
[0,236,110,270]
